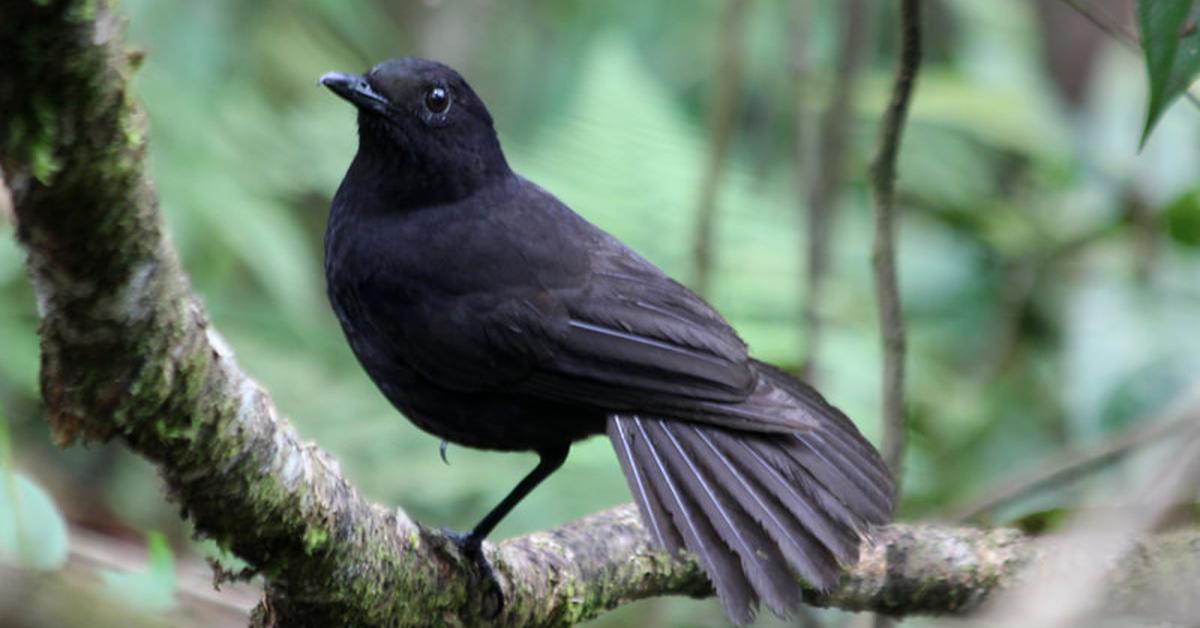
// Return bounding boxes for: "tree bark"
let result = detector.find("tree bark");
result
[3,2,1200,626]
[870,0,922,484]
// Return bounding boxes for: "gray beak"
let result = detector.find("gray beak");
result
[319,72,390,114]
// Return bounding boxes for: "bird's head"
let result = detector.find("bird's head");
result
[320,58,509,200]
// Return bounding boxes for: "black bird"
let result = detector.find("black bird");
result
[320,58,893,624]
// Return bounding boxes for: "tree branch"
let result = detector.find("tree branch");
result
[691,0,750,296]
[946,384,1200,522]
[870,0,923,481]
[799,0,872,381]
[4,2,1200,626]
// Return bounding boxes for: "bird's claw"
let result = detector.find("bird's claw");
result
[439,439,450,465]
[441,528,504,618]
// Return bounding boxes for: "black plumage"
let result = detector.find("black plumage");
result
[320,57,894,624]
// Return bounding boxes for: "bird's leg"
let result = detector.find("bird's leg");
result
[464,445,570,544]
[442,445,570,616]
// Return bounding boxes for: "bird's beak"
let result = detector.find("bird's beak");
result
[319,72,390,114]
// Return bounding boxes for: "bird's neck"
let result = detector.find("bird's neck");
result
[347,120,512,210]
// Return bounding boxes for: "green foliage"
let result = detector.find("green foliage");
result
[1009,506,1071,536]
[1165,189,1200,246]
[0,452,70,570]
[0,411,69,571]
[98,531,178,614]
[1137,0,1200,147]
[3,1,1200,625]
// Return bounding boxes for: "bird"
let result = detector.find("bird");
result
[319,57,894,624]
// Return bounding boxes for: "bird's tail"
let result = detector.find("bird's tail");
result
[606,368,893,624]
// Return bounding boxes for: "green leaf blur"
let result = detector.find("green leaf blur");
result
[0,473,70,571]
[99,532,178,614]
[1,1,1199,625]
[1137,0,1200,147]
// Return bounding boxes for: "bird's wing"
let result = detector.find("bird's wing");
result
[391,235,816,433]
[399,277,753,399]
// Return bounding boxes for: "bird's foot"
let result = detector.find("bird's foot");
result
[441,528,504,618]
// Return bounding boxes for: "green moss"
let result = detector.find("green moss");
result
[123,119,144,150]
[30,142,60,185]
[303,526,329,554]
[5,118,27,155]
[66,0,98,22]
[29,96,60,185]
[214,533,235,555]
[154,415,196,442]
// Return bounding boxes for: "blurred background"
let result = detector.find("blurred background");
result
[2,0,1200,625]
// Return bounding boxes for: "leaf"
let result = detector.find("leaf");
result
[1099,358,1189,432]
[1009,507,1071,536]
[0,413,69,571]
[1165,189,1200,247]
[1137,0,1200,148]
[99,531,178,614]
[0,473,70,570]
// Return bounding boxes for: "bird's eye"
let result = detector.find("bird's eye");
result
[424,86,450,114]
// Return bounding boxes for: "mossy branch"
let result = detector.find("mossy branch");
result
[3,2,1200,627]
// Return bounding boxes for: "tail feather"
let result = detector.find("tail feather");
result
[609,416,683,552]
[690,427,841,589]
[627,417,756,623]
[755,361,894,507]
[654,421,801,617]
[607,373,894,624]
[733,434,862,563]
[801,431,894,515]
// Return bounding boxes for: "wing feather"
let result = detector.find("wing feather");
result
[364,181,816,432]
